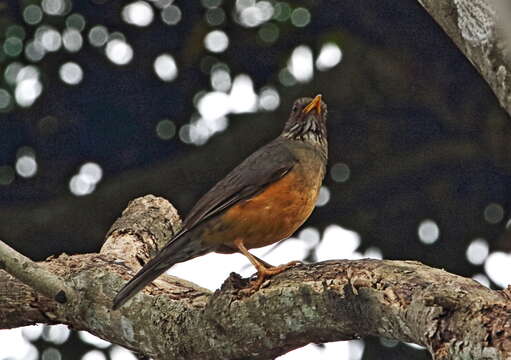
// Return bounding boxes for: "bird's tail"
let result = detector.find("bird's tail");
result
[112,232,200,310]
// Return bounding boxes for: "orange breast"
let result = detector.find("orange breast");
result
[202,167,322,250]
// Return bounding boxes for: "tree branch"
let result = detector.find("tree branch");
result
[0,195,510,359]
[416,0,511,117]
[0,240,77,304]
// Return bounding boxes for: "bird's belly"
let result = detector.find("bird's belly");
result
[202,170,321,250]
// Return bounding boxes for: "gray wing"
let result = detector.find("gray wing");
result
[183,138,297,230]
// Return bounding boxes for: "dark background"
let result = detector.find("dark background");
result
[1,0,510,359]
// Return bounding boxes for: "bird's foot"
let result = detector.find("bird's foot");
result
[242,260,303,294]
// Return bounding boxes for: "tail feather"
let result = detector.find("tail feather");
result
[112,232,196,310]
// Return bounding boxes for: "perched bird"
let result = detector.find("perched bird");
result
[113,95,328,310]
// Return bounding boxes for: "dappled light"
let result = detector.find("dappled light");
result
[466,238,489,265]
[154,53,178,81]
[204,30,229,53]
[122,1,154,27]
[330,162,350,183]
[105,39,133,65]
[59,62,83,85]
[417,219,439,244]
[1,0,510,359]
[82,350,106,360]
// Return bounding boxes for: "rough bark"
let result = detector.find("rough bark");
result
[0,195,510,359]
[416,0,511,117]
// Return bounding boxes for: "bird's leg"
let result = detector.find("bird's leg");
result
[251,253,274,269]
[233,238,300,291]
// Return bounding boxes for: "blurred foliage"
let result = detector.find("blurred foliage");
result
[1,0,510,359]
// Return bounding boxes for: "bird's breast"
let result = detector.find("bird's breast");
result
[202,152,325,251]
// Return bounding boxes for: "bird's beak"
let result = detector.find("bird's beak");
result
[303,94,322,115]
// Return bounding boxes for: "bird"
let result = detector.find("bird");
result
[113,94,328,310]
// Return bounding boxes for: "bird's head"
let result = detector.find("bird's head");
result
[282,95,328,148]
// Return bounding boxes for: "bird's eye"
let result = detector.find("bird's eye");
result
[292,105,298,112]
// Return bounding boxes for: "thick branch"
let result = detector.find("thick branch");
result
[417,0,511,117]
[0,196,510,360]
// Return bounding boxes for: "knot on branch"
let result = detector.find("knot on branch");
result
[100,195,182,268]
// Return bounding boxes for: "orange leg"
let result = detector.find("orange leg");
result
[251,253,274,269]
[233,238,301,291]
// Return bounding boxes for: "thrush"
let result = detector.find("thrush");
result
[113,94,327,309]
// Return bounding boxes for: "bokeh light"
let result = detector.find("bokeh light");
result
[69,174,95,196]
[180,113,229,146]
[88,26,109,47]
[22,324,44,341]
[258,87,280,111]
[472,273,490,287]
[82,350,107,360]
[42,325,70,345]
[15,156,37,178]
[17,66,39,83]
[122,1,154,27]
[154,54,178,81]
[0,328,37,360]
[15,78,43,107]
[69,163,103,196]
[288,45,313,83]
[204,30,229,53]
[0,89,13,111]
[39,27,63,52]
[273,2,291,22]
[466,238,489,265]
[62,28,83,52]
[417,219,439,244]
[298,227,320,249]
[23,5,44,25]
[290,7,311,27]
[364,247,383,259]
[315,186,330,207]
[197,91,230,121]
[105,39,133,65]
[156,119,176,140]
[80,162,103,183]
[237,1,274,27]
[65,13,86,31]
[258,22,279,43]
[330,162,350,183]
[229,74,257,113]
[161,5,182,25]
[316,225,361,261]
[484,252,511,288]
[110,346,137,360]
[210,66,231,92]
[205,8,226,26]
[484,203,504,224]
[42,348,61,360]
[25,40,46,62]
[278,68,296,87]
[0,166,15,185]
[59,62,83,85]
[41,0,69,16]
[3,37,23,57]
[316,42,343,71]
[79,331,111,349]
[5,62,23,84]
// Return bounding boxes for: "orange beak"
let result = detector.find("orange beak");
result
[303,94,322,115]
